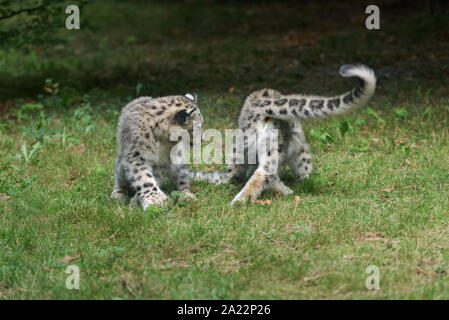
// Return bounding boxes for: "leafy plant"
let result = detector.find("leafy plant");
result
[73,103,97,135]
[338,120,349,138]
[399,141,410,155]
[310,128,334,144]
[135,82,144,97]
[0,174,37,195]
[365,107,385,123]
[393,107,409,118]
[20,102,44,111]
[18,141,42,163]
[349,137,370,153]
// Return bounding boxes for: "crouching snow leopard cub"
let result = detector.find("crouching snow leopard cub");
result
[111,93,203,210]
[192,64,376,204]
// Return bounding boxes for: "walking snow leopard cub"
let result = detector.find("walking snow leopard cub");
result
[111,93,203,210]
[192,64,376,204]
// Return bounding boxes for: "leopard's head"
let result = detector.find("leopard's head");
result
[172,93,204,135]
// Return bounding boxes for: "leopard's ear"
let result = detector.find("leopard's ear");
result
[173,108,196,124]
[185,107,196,116]
[184,93,197,103]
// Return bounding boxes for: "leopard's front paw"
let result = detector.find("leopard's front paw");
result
[274,184,293,195]
[230,190,249,205]
[111,188,128,202]
[129,194,140,208]
[141,193,168,210]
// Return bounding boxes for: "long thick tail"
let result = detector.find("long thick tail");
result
[257,64,376,121]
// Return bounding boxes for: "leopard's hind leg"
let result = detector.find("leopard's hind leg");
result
[230,167,269,205]
[231,123,283,204]
[267,175,293,195]
[287,121,313,180]
[111,156,129,202]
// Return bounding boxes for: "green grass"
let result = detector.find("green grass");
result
[1,0,449,299]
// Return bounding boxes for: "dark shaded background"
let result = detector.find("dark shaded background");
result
[0,0,448,106]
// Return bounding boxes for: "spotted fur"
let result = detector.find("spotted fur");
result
[193,64,376,204]
[111,93,203,210]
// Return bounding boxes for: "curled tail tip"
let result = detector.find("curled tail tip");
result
[339,63,375,79]
[339,64,357,77]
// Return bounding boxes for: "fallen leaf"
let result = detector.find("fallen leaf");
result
[0,193,11,201]
[380,186,394,192]
[256,199,271,205]
[356,231,390,243]
[73,144,86,153]
[63,254,81,263]
[416,266,437,277]
[67,177,77,185]
[365,236,384,242]
[303,273,327,285]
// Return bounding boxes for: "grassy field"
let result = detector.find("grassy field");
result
[1,0,449,299]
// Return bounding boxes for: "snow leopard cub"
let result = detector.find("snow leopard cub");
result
[111,93,203,210]
[192,64,376,204]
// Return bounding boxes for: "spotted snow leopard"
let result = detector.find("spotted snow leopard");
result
[191,64,376,204]
[111,93,204,210]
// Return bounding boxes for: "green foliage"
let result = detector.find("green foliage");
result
[0,173,37,195]
[135,83,144,97]
[18,141,42,162]
[365,107,385,124]
[393,107,409,118]
[349,137,370,153]
[0,0,89,48]
[310,128,334,147]
[338,120,349,138]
